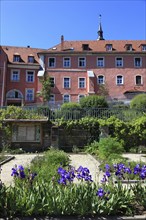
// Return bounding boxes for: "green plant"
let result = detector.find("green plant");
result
[84,141,99,155]
[98,137,124,160]
[130,94,146,110]
[79,95,108,108]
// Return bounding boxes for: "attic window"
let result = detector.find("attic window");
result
[82,44,89,50]
[106,44,112,51]
[13,54,20,62]
[125,44,132,51]
[141,44,146,51]
[28,56,34,63]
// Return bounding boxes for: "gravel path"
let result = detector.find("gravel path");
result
[0,154,38,186]
[0,153,146,186]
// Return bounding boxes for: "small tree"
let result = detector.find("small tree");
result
[39,76,52,104]
[130,94,146,109]
[79,95,108,108]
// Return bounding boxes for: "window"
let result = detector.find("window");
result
[48,57,55,67]
[49,94,55,103]
[97,57,104,67]
[28,56,34,63]
[26,71,34,82]
[25,89,34,101]
[136,75,142,85]
[13,55,20,62]
[64,77,70,88]
[11,70,20,81]
[78,57,86,67]
[141,45,146,51]
[116,75,123,85]
[125,44,132,51]
[78,94,85,102]
[50,77,55,87]
[134,58,142,67]
[106,44,112,51]
[63,57,71,67]
[63,94,70,103]
[82,44,89,50]
[116,58,123,67]
[12,125,40,142]
[79,78,86,88]
[97,75,105,84]
[6,90,22,99]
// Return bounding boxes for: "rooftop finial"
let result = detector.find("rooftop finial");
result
[97,14,104,40]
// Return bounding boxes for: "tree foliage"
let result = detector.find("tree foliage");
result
[130,94,146,110]
[79,95,108,108]
[39,76,52,103]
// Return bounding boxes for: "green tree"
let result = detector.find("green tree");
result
[39,76,52,104]
[130,94,146,110]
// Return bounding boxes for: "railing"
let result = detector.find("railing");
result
[0,106,145,121]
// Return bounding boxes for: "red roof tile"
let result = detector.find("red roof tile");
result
[1,46,46,64]
[39,40,146,53]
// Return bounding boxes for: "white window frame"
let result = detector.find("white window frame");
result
[97,57,104,67]
[25,88,34,101]
[97,75,105,84]
[115,57,123,67]
[63,94,70,103]
[48,57,56,67]
[78,57,86,67]
[13,55,20,62]
[49,94,55,103]
[78,94,85,102]
[63,57,71,67]
[78,77,86,88]
[11,69,20,81]
[116,75,124,85]
[28,56,34,63]
[106,44,112,51]
[63,77,70,88]
[26,70,35,82]
[50,77,55,87]
[135,75,143,85]
[134,57,142,67]
[142,45,146,51]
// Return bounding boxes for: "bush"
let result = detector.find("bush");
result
[130,94,146,110]
[79,95,108,108]
[98,137,124,160]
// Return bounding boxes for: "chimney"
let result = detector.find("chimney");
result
[61,35,64,51]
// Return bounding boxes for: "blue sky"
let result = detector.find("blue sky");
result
[0,0,146,49]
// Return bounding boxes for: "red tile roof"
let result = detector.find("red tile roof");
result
[39,40,146,53]
[1,46,46,64]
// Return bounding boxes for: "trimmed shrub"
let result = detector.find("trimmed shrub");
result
[79,95,108,108]
[130,94,146,110]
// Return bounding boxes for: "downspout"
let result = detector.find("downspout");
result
[1,61,6,106]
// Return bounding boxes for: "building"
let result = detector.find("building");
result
[0,21,146,107]
[0,45,45,106]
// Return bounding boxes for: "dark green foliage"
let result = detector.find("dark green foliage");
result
[30,148,70,182]
[59,102,81,120]
[98,137,124,160]
[130,94,146,110]
[79,95,108,108]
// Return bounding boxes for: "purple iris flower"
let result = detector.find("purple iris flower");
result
[96,188,106,198]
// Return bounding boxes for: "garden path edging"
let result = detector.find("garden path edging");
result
[0,155,15,166]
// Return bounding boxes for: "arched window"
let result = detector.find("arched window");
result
[116,75,123,85]
[97,75,105,84]
[6,90,23,99]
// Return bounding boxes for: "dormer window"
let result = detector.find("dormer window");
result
[13,54,20,62]
[106,44,112,51]
[125,44,132,51]
[141,44,146,51]
[82,44,89,50]
[28,55,34,63]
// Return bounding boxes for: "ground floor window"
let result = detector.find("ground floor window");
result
[12,124,40,142]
